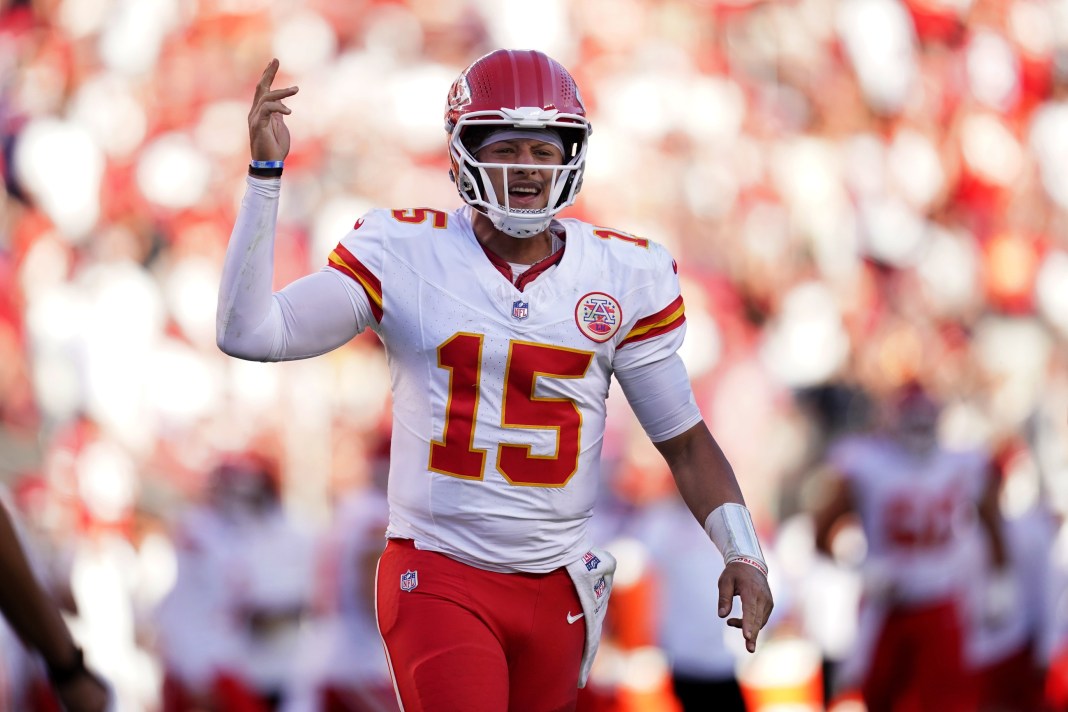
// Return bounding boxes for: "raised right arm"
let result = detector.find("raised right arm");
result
[215,176,364,361]
[216,59,365,362]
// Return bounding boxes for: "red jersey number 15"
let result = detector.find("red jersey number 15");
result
[429,333,593,488]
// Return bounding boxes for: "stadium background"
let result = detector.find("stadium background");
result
[1,0,1067,709]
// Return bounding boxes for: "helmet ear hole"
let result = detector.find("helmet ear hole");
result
[449,160,476,196]
[461,174,474,192]
[457,162,479,198]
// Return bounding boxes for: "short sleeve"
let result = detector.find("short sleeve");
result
[326,210,390,325]
[613,242,687,372]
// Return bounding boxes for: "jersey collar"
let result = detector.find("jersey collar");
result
[475,224,567,293]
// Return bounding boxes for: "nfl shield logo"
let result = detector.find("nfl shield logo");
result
[400,570,418,592]
[512,300,529,320]
[583,552,601,571]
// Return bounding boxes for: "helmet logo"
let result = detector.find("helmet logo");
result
[575,292,622,343]
[447,75,472,115]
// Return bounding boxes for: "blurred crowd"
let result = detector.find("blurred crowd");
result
[2,0,1068,709]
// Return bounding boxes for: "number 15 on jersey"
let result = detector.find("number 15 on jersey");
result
[429,332,594,488]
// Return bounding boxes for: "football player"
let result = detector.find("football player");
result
[217,49,773,712]
[812,382,1007,712]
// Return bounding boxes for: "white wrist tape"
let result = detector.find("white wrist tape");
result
[704,503,768,577]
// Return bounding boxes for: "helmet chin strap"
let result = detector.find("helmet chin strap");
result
[480,167,554,238]
[489,210,551,238]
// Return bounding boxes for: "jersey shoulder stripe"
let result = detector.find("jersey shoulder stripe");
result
[619,294,685,347]
[328,243,383,321]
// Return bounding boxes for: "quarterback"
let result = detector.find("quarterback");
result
[217,49,773,712]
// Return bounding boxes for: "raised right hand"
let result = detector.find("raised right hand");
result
[248,58,298,162]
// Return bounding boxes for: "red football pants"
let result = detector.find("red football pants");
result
[375,539,586,712]
[862,599,976,712]
[974,642,1044,712]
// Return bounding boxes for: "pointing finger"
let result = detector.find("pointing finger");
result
[255,58,281,98]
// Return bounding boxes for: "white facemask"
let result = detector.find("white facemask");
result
[448,111,589,238]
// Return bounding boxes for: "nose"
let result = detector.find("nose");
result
[504,142,543,179]
[509,152,536,177]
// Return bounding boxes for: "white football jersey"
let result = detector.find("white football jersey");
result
[829,435,989,605]
[326,206,688,573]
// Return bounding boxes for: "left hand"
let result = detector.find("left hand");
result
[718,561,773,653]
[54,669,111,712]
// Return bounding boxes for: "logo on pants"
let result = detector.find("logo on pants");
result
[400,569,419,592]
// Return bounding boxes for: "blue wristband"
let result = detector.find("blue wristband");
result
[250,160,284,169]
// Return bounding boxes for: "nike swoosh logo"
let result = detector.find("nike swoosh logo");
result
[567,611,585,624]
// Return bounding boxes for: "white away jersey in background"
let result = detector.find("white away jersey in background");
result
[829,435,990,605]
[326,206,688,573]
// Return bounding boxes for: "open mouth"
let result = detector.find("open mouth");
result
[507,182,543,208]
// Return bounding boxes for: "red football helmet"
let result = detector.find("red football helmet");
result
[888,380,941,453]
[208,452,280,516]
[445,49,591,238]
